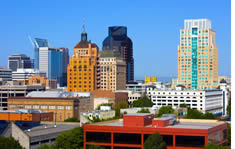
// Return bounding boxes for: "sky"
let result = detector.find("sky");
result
[0,0,231,81]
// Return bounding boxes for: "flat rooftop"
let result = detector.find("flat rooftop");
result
[25,124,78,137]
[88,119,225,130]
[125,113,153,116]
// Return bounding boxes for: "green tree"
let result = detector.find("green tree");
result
[137,108,150,113]
[144,132,166,149]
[39,144,55,149]
[186,109,216,120]
[179,103,189,108]
[186,108,204,119]
[133,95,154,107]
[227,97,231,117]
[87,145,105,149]
[202,112,216,119]
[64,117,80,122]
[115,101,128,117]
[157,106,175,117]
[204,142,229,149]
[53,127,84,149]
[0,136,23,149]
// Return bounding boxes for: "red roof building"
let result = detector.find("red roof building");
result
[84,113,227,149]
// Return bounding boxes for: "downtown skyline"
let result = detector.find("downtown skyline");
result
[0,0,231,80]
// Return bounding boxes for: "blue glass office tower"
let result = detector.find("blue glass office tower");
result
[33,38,67,87]
[102,26,134,83]
[34,38,49,70]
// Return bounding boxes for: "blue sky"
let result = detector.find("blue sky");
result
[0,0,231,80]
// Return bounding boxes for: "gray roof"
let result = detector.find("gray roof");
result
[26,91,91,98]
[25,124,78,137]
[125,113,152,116]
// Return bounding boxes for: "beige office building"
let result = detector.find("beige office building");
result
[172,19,219,89]
[99,50,126,91]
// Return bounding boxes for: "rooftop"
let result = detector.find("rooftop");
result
[26,91,91,98]
[87,117,225,130]
[24,124,78,137]
[0,109,48,114]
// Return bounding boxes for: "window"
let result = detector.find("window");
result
[41,105,47,109]
[49,106,56,109]
[176,135,205,147]
[58,106,64,110]
[66,106,72,110]
[33,105,39,109]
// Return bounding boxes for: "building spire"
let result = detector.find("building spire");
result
[83,17,85,33]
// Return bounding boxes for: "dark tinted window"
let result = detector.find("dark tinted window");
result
[114,133,141,145]
[176,135,205,147]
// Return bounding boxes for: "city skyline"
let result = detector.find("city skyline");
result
[0,0,231,80]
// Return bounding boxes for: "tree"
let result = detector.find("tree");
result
[186,109,216,120]
[53,127,84,149]
[186,108,204,119]
[204,142,229,149]
[144,132,166,149]
[157,106,175,117]
[0,136,23,149]
[64,117,80,122]
[137,108,150,113]
[87,145,105,149]
[133,95,154,107]
[202,112,216,120]
[115,101,128,117]
[227,97,231,117]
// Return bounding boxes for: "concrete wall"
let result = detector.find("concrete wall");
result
[12,122,30,149]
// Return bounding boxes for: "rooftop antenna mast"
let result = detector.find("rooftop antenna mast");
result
[83,17,85,32]
[28,35,37,48]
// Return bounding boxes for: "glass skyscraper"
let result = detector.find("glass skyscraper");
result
[33,38,67,87]
[172,19,219,89]
[102,26,134,83]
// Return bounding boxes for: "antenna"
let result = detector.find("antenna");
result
[28,35,35,48]
[83,17,85,32]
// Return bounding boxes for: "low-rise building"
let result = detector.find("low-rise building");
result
[116,90,143,104]
[93,90,128,107]
[8,91,94,121]
[80,108,115,126]
[0,109,53,122]
[84,113,227,149]
[126,82,155,95]
[12,122,79,149]
[0,84,45,110]
[12,69,46,82]
[147,87,223,115]
[0,66,12,81]
[24,75,57,89]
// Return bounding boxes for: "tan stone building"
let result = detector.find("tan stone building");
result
[8,91,94,121]
[24,75,57,89]
[172,19,219,89]
[67,29,100,92]
[99,50,126,91]
[93,90,128,109]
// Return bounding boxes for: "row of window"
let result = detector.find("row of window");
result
[9,105,73,110]
[149,91,203,95]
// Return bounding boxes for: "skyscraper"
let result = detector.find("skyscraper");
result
[33,38,64,87]
[102,26,134,83]
[59,48,69,87]
[99,50,126,91]
[172,19,219,89]
[8,54,33,71]
[67,29,99,92]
